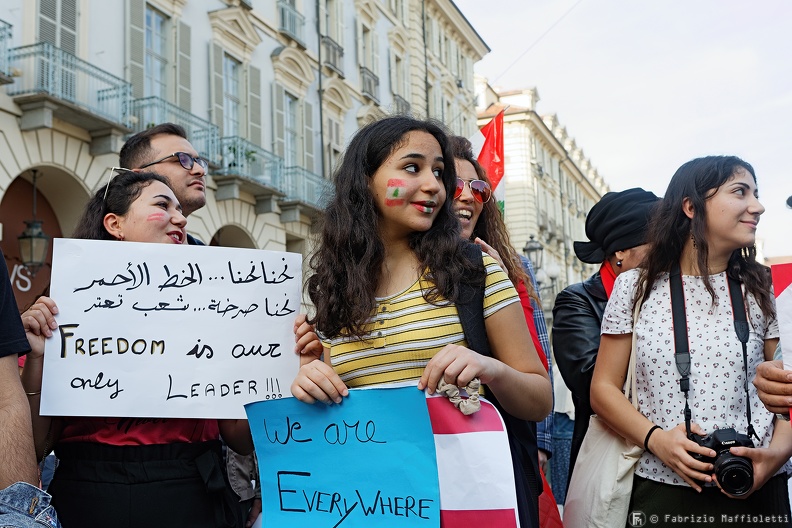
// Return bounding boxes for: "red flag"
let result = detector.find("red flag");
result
[476,109,505,190]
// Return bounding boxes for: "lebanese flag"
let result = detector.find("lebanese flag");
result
[427,393,520,527]
[771,263,792,418]
[469,109,506,211]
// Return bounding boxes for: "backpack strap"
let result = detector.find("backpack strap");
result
[457,243,492,357]
[455,242,541,527]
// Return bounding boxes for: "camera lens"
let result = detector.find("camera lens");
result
[715,455,753,496]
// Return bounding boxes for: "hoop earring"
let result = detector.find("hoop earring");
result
[616,260,622,267]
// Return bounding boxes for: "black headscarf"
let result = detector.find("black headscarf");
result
[574,188,660,264]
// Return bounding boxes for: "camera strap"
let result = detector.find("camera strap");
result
[669,262,759,442]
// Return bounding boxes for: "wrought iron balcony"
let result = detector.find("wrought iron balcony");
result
[218,136,282,189]
[360,66,379,104]
[129,96,220,166]
[214,136,285,213]
[321,36,343,76]
[392,94,410,115]
[281,165,332,210]
[8,42,132,140]
[278,0,305,45]
[0,19,12,84]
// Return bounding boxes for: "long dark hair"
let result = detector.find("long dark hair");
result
[636,156,774,317]
[449,135,537,302]
[308,116,483,339]
[72,170,171,240]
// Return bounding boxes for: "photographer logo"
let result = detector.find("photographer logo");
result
[629,511,647,527]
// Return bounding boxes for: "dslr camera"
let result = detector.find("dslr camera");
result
[689,428,754,496]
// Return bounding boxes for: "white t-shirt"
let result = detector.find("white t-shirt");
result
[602,268,784,486]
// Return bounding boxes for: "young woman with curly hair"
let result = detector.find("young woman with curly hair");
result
[291,115,552,526]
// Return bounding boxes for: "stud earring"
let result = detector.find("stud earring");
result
[616,260,622,267]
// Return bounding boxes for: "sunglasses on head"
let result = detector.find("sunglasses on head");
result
[454,178,492,203]
[139,152,208,172]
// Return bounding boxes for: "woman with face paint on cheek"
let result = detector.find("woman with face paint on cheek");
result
[19,171,249,528]
[291,116,552,528]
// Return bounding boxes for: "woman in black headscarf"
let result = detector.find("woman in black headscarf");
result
[551,187,659,489]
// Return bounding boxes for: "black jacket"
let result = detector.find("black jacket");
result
[551,271,608,487]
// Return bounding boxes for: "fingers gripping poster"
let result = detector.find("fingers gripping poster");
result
[41,238,301,419]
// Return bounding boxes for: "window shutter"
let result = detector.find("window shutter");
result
[247,65,262,146]
[38,0,58,46]
[176,21,191,111]
[126,0,145,98]
[303,101,314,173]
[272,83,285,158]
[337,1,344,47]
[209,42,224,135]
[402,56,410,98]
[39,0,77,53]
[372,32,379,73]
[389,50,395,93]
[355,20,363,67]
[319,0,327,35]
[60,0,77,54]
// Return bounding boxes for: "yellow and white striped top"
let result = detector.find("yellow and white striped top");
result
[321,254,519,388]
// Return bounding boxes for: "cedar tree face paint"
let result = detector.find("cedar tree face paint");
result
[385,178,407,206]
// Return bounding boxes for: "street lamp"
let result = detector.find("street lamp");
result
[17,169,49,277]
[522,235,543,270]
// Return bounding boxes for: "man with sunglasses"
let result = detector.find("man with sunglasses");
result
[119,123,208,245]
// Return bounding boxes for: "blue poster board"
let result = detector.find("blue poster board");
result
[245,386,440,528]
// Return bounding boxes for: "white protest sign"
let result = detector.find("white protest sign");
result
[41,238,301,419]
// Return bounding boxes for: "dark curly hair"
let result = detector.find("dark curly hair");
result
[449,135,537,303]
[636,155,774,317]
[307,116,484,339]
[72,170,171,240]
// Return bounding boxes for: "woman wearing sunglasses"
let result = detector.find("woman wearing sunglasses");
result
[449,135,563,527]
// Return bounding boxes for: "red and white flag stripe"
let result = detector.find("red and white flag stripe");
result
[427,394,520,528]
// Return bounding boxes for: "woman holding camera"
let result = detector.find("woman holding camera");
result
[590,156,792,525]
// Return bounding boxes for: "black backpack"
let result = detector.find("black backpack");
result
[457,242,541,528]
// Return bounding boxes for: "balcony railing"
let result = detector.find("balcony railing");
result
[278,0,305,45]
[8,42,131,127]
[218,136,282,189]
[130,96,220,165]
[281,166,332,209]
[321,36,343,75]
[0,19,12,83]
[392,94,410,115]
[360,66,379,104]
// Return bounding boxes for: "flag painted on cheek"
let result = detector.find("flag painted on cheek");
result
[386,179,406,206]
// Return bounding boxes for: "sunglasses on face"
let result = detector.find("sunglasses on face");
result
[139,152,208,172]
[454,178,492,203]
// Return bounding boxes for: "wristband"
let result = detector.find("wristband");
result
[643,425,662,455]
